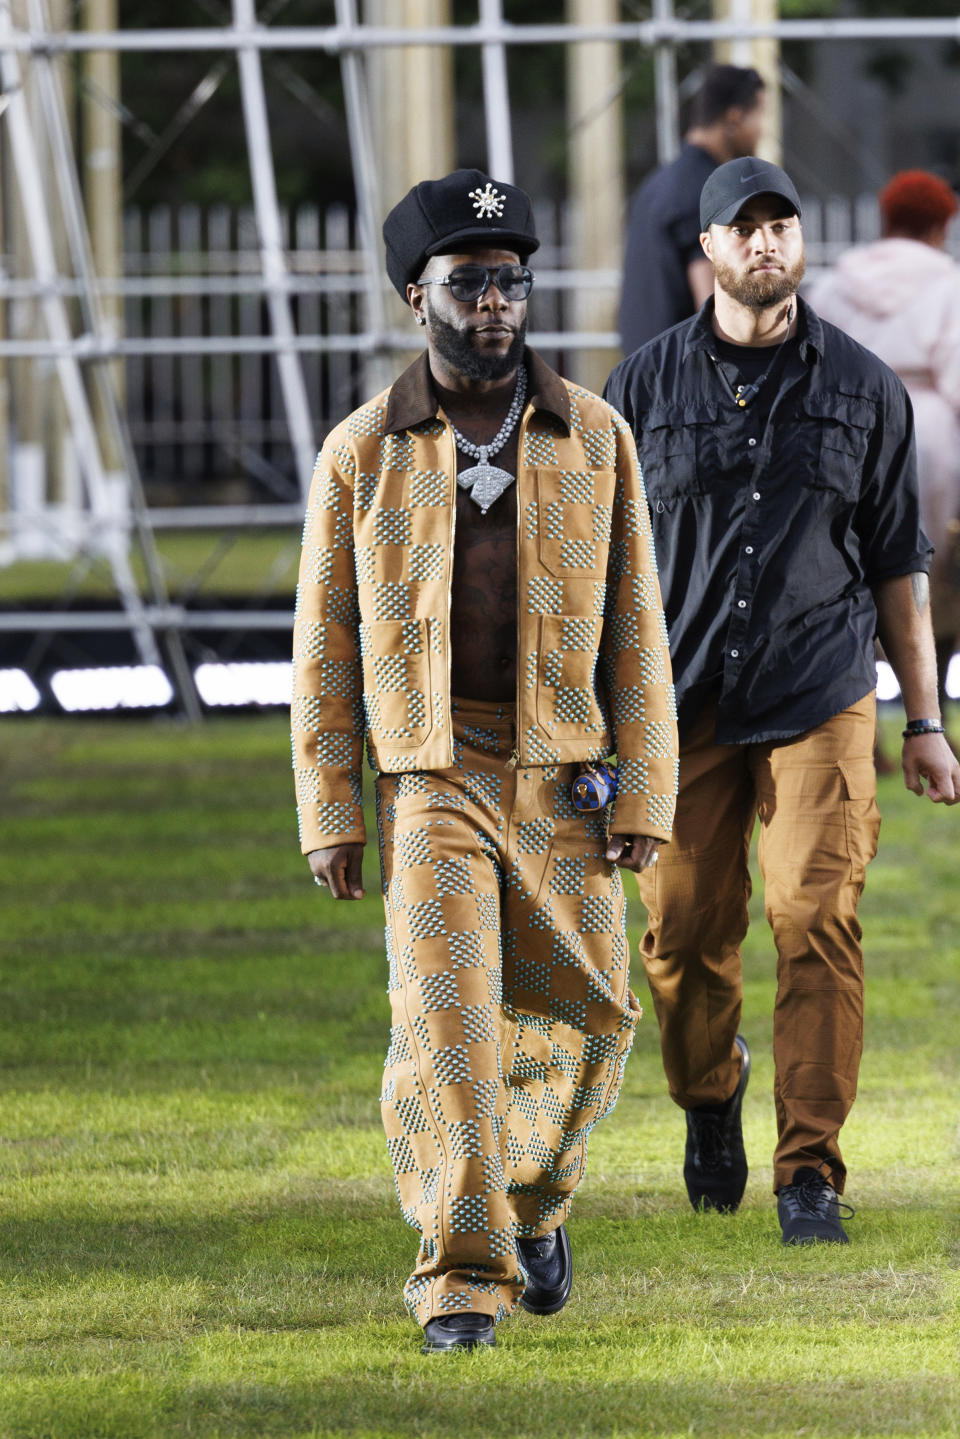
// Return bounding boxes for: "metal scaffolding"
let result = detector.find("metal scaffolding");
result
[1,3,956,714]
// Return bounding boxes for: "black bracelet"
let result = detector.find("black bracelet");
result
[902,718,945,738]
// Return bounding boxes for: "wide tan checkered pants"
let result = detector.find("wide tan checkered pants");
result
[376,699,640,1326]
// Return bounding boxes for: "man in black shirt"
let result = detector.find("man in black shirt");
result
[605,157,960,1245]
[619,65,766,355]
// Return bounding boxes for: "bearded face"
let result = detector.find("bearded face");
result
[425,305,527,382]
[703,202,806,312]
[411,247,529,385]
[712,251,806,310]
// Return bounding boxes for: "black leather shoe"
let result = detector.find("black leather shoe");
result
[778,1167,853,1245]
[421,1313,496,1353]
[684,1034,750,1213]
[517,1223,573,1314]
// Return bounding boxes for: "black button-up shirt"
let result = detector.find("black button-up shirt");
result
[618,143,718,354]
[604,297,932,744]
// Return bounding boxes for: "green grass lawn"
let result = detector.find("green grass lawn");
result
[0,713,958,1439]
[0,530,301,603]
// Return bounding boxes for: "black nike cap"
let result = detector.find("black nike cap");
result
[699,157,802,231]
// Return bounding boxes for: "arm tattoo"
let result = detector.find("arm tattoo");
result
[910,572,930,615]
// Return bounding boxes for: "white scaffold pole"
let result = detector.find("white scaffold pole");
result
[653,0,680,165]
[0,0,164,675]
[232,0,316,501]
[333,0,391,395]
[24,0,203,720]
[478,0,513,183]
[4,18,960,53]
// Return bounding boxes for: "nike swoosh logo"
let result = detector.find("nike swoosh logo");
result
[740,172,767,184]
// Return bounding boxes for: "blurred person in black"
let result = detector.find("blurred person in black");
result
[606,156,960,1248]
[618,64,766,355]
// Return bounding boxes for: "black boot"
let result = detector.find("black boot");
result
[517,1224,573,1314]
[421,1312,496,1353]
[683,1034,750,1212]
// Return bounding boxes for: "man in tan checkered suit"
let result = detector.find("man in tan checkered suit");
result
[292,170,678,1352]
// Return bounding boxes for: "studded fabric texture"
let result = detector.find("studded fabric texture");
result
[291,350,678,854]
[378,700,640,1325]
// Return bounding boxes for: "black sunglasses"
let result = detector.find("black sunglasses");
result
[416,264,535,304]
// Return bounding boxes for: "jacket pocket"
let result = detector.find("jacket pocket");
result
[535,467,615,577]
[360,618,434,747]
[534,613,605,740]
[639,402,717,504]
[801,392,874,499]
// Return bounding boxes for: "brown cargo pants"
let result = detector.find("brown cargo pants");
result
[376,698,640,1326]
[637,692,881,1194]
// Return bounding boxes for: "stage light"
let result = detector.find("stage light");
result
[50,665,174,712]
[878,656,960,704]
[947,654,960,701]
[193,661,292,707]
[875,661,900,702]
[0,669,42,713]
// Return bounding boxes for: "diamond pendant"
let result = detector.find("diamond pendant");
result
[457,462,516,514]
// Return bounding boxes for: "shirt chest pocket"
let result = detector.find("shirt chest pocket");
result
[801,392,875,499]
[639,402,717,505]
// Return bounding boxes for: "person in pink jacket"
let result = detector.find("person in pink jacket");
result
[808,170,960,719]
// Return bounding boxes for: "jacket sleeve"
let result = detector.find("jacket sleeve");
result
[600,407,679,842]
[291,435,366,854]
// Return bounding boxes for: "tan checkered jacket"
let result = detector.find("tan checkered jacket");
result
[292,349,677,854]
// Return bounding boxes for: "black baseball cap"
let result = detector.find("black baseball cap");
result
[382,169,540,300]
[699,157,802,231]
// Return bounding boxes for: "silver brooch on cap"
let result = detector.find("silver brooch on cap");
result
[469,181,506,220]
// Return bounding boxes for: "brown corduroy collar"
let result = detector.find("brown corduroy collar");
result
[383,347,571,437]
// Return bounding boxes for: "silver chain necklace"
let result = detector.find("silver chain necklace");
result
[450,366,527,514]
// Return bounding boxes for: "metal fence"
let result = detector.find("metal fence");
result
[103,191,957,505]
[121,202,362,502]
[116,197,569,503]
[7,189,960,513]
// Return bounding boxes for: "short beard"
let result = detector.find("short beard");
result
[714,255,806,310]
[426,311,527,381]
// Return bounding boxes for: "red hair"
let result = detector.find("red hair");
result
[879,170,958,238]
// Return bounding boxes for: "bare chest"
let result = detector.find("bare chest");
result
[449,434,519,699]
